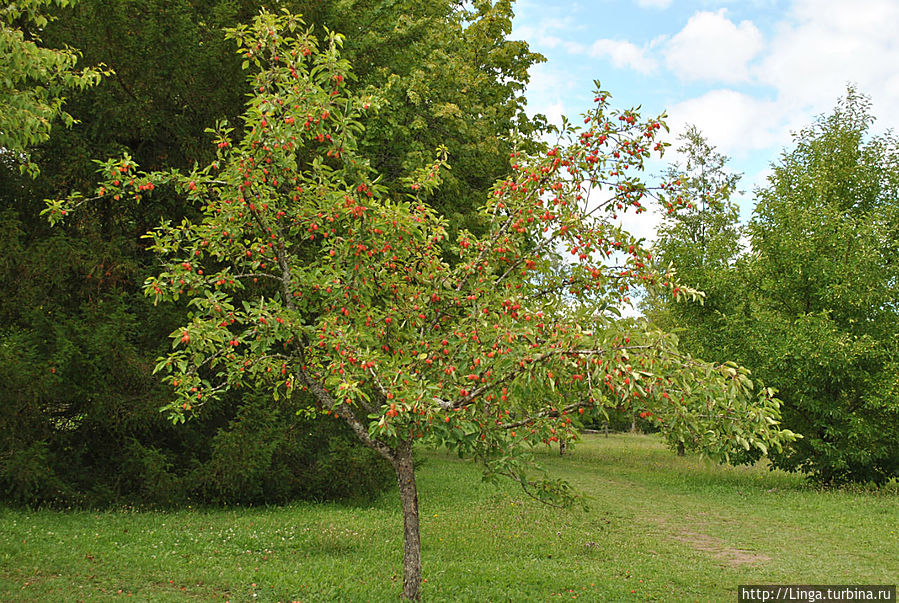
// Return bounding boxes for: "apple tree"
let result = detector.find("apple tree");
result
[47,11,795,599]
[3,0,545,508]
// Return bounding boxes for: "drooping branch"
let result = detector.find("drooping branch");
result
[441,344,656,410]
[500,401,587,430]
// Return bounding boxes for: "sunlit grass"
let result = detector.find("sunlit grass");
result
[2,434,896,601]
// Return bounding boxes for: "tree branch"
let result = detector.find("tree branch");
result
[297,351,396,462]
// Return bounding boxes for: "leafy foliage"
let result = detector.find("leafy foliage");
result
[744,89,899,484]
[649,91,899,484]
[650,124,744,350]
[46,12,794,597]
[645,127,757,458]
[317,0,546,237]
[1,0,543,508]
[0,0,104,176]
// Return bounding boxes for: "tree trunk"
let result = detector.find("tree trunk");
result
[393,440,422,600]
[302,369,421,598]
[677,441,686,457]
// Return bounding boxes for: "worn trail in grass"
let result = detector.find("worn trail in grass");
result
[2,434,896,601]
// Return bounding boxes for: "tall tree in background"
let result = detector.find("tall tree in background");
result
[645,127,755,458]
[647,126,743,361]
[650,92,899,484]
[0,0,543,505]
[743,89,899,484]
[297,0,543,237]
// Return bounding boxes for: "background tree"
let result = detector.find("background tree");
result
[644,127,747,455]
[0,0,104,176]
[295,0,544,238]
[647,131,746,335]
[742,89,899,484]
[0,0,543,505]
[49,12,795,598]
[649,91,899,484]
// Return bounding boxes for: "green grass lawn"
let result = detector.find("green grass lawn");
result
[1,434,896,601]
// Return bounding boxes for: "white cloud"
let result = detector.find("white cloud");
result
[636,0,672,8]
[662,0,899,184]
[590,39,657,74]
[511,15,586,55]
[522,63,570,129]
[542,100,567,129]
[755,0,899,131]
[664,10,764,83]
[667,90,793,159]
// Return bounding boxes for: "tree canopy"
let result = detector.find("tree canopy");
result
[647,125,743,362]
[745,89,899,484]
[649,90,899,484]
[47,11,795,598]
[1,0,545,507]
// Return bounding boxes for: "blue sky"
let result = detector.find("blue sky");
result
[511,0,899,240]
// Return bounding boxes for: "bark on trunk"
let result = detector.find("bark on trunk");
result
[299,362,420,598]
[393,440,422,600]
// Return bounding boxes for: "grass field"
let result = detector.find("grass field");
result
[2,433,896,601]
